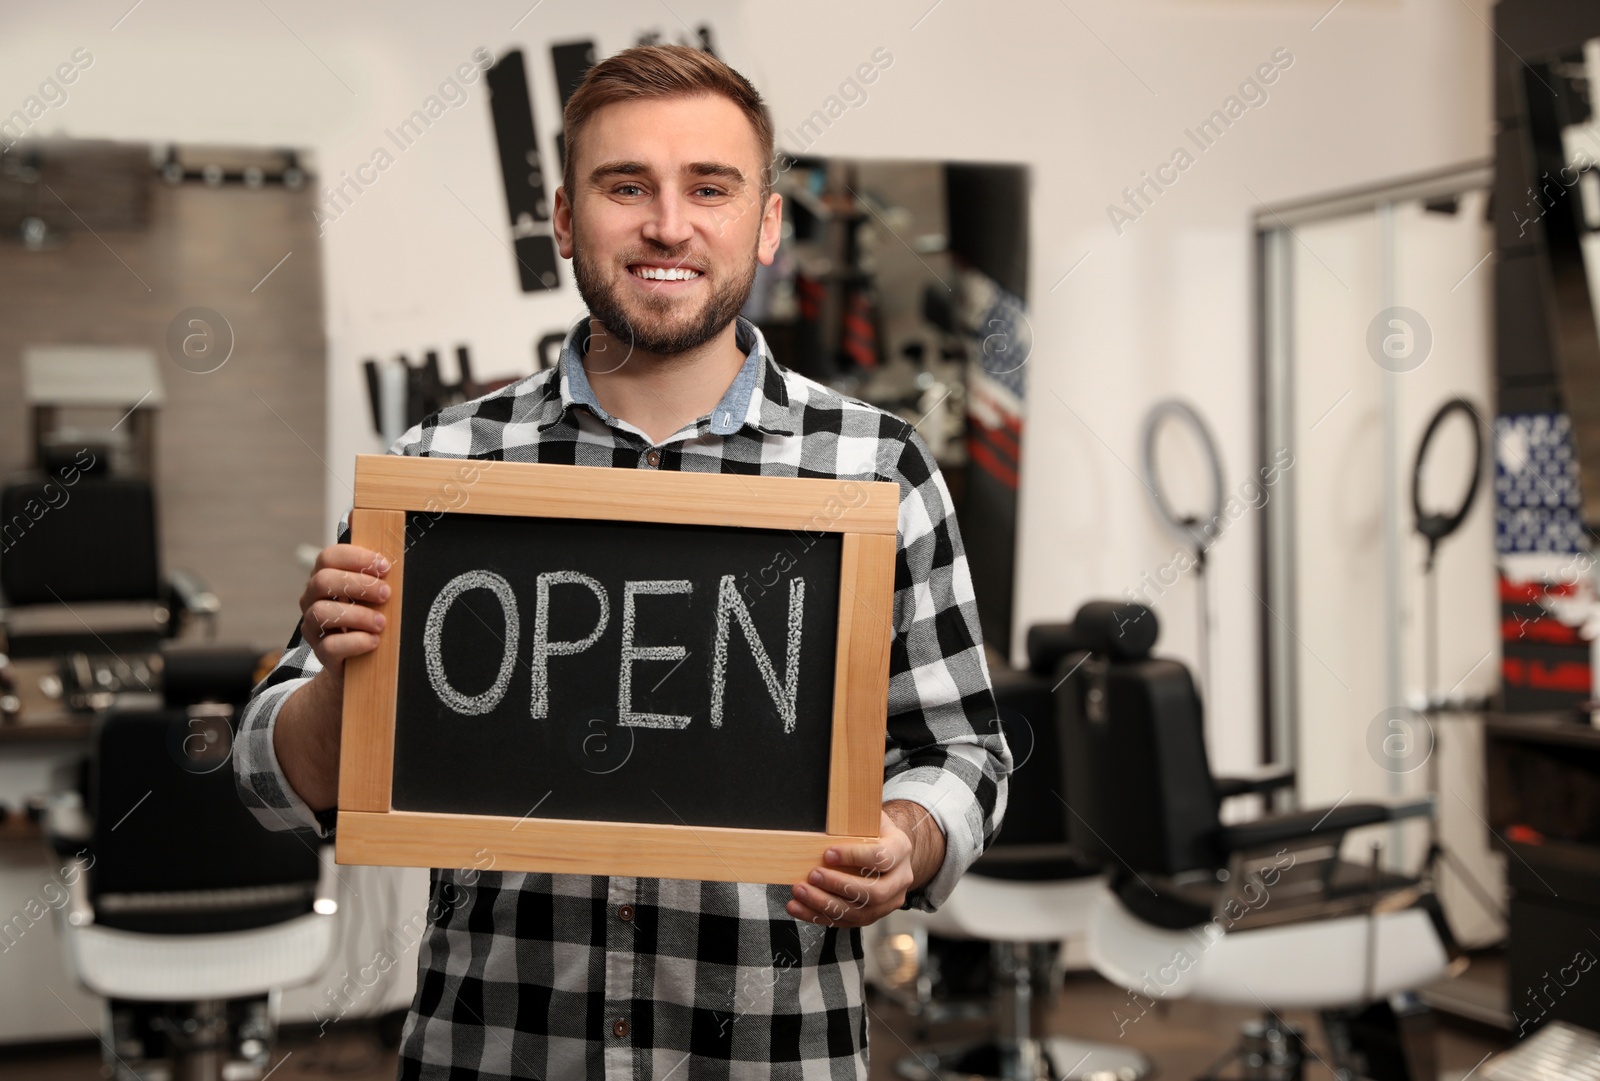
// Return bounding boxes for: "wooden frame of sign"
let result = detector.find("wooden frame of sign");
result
[335,454,900,884]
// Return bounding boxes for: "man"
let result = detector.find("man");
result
[237,44,1008,1080]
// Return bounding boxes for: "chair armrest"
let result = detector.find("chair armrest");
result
[62,854,94,928]
[166,569,220,617]
[43,791,91,857]
[164,570,220,639]
[1215,765,1297,800]
[1218,802,1393,853]
[312,845,340,915]
[971,843,1101,878]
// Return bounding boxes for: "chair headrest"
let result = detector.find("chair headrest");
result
[0,475,159,606]
[1026,601,1159,674]
[1073,601,1158,659]
[162,645,268,707]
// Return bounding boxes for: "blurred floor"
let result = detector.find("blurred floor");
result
[866,969,1510,1081]
[0,1026,400,1081]
[0,968,1511,1081]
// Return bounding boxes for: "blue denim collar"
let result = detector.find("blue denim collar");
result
[556,316,770,439]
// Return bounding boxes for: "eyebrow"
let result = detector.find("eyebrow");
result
[588,160,648,184]
[685,161,745,188]
[587,160,746,189]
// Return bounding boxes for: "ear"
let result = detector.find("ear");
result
[553,185,575,259]
[757,191,783,266]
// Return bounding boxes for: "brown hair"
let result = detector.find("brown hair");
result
[561,44,775,202]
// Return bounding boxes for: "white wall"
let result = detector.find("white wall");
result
[1,0,1493,769]
[0,0,1493,1038]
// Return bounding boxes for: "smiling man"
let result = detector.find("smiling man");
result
[236,44,1008,1081]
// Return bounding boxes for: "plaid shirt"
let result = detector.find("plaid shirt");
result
[235,317,1008,1080]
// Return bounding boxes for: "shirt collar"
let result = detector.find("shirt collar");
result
[541,316,796,438]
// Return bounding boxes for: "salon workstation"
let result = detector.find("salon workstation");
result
[4,2,1600,1080]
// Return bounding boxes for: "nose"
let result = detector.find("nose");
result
[640,188,694,249]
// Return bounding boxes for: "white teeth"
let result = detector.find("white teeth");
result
[633,266,701,281]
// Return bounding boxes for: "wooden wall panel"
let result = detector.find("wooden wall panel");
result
[0,155,327,652]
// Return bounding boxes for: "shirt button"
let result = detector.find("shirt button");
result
[612,1018,630,1039]
[645,450,661,467]
[617,904,634,922]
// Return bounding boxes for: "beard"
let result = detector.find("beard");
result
[571,233,759,358]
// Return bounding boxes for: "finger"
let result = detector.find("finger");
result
[315,545,392,577]
[784,897,836,926]
[306,599,386,636]
[786,892,849,927]
[805,877,875,912]
[793,881,874,920]
[803,873,895,917]
[787,891,878,929]
[807,866,898,904]
[316,630,381,662]
[780,901,832,927]
[304,568,391,608]
[824,842,899,873]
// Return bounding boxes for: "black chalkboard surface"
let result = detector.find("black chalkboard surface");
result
[390,511,842,832]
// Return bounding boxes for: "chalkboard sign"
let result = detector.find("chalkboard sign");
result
[393,513,842,831]
[335,455,899,884]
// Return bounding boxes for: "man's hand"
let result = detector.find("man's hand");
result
[299,544,392,674]
[273,543,391,813]
[786,801,946,929]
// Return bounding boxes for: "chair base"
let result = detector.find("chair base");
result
[1196,999,1437,1081]
[1197,1018,1306,1081]
[895,1037,1151,1081]
[104,994,276,1081]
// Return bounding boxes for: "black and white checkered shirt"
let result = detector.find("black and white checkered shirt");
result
[236,317,1009,1080]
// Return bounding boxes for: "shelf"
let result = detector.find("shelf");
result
[0,718,93,745]
[0,815,46,846]
[1484,711,1600,751]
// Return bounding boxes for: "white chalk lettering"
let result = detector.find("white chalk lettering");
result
[710,574,804,733]
[423,570,520,715]
[530,571,610,718]
[618,579,693,729]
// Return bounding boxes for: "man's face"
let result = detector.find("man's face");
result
[554,93,781,358]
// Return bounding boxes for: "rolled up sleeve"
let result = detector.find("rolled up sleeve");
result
[234,631,330,837]
[878,427,1010,912]
[233,517,359,839]
[233,424,426,839]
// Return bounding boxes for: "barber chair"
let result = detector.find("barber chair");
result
[869,651,1151,1080]
[46,646,337,1081]
[0,468,218,660]
[1046,601,1459,1081]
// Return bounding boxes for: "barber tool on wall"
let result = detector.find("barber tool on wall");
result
[1141,398,1224,702]
[1410,396,1502,923]
[634,22,719,53]
[486,49,560,292]
[363,352,448,444]
[549,41,596,169]
[362,345,523,447]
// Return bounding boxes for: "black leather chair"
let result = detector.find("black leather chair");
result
[1043,601,1457,1081]
[868,647,1151,1081]
[1,471,217,658]
[47,647,337,1081]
